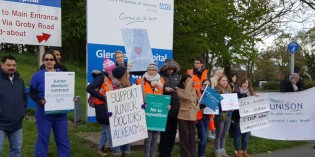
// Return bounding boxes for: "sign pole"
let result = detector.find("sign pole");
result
[287,41,300,74]
[37,46,45,69]
[290,54,294,74]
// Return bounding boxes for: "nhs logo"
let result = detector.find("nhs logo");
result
[159,3,171,10]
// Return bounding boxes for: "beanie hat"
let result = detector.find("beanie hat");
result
[112,66,127,79]
[147,63,158,71]
[103,58,116,75]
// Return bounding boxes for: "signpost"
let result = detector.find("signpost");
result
[0,0,62,46]
[287,41,300,74]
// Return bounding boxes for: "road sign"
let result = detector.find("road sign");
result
[287,41,300,54]
[0,0,61,46]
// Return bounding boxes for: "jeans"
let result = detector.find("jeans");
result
[98,124,107,149]
[196,116,209,157]
[104,125,131,155]
[214,115,231,151]
[233,118,249,151]
[0,129,23,157]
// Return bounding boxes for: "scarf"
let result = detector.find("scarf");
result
[143,72,163,92]
[239,87,250,96]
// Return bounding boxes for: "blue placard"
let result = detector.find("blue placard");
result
[199,86,223,111]
[287,42,300,54]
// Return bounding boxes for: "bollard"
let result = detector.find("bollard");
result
[74,96,82,126]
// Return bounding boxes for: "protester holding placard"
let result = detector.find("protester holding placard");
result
[233,78,255,157]
[86,58,115,157]
[228,73,238,138]
[158,59,181,157]
[196,79,211,157]
[29,52,77,157]
[176,74,199,157]
[136,63,165,157]
[214,75,232,157]
[104,66,133,157]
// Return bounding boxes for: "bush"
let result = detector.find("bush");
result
[262,81,280,90]
[304,80,315,89]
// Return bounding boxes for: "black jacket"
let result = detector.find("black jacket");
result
[86,71,110,124]
[160,72,180,118]
[280,75,304,92]
[0,69,27,132]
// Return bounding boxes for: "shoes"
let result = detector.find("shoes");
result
[208,131,216,139]
[97,148,108,157]
[242,150,249,157]
[221,151,230,157]
[235,150,243,157]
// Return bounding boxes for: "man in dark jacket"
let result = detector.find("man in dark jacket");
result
[0,55,27,157]
[158,59,181,157]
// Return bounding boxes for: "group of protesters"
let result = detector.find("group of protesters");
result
[86,51,264,157]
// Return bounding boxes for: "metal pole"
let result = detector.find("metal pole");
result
[290,54,294,74]
[37,46,45,69]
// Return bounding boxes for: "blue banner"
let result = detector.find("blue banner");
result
[3,0,61,8]
[200,86,223,111]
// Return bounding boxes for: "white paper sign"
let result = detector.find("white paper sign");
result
[251,88,315,140]
[220,93,239,111]
[238,96,269,117]
[121,29,154,72]
[203,107,219,115]
[44,72,75,114]
[240,111,270,133]
[106,85,148,147]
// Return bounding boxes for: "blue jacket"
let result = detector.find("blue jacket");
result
[0,69,27,132]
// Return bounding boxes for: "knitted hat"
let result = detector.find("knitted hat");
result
[112,66,127,79]
[103,58,115,75]
[147,63,158,71]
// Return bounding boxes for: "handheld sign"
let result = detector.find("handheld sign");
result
[198,85,223,111]
[220,93,239,111]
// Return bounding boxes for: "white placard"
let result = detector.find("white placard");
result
[238,96,269,117]
[203,107,219,115]
[251,88,315,140]
[240,111,270,133]
[106,85,148,147]
[44,72,75,114]
[220,93,239,111]
[0,0,61,46]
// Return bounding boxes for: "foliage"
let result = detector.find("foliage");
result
[303,80,315,89]
[262,81,280,90]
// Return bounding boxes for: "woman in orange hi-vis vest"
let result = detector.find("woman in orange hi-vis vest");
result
[136,64,165,157]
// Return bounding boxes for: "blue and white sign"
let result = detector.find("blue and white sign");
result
[0,0,62,46]
[86,0,174,122]
[287,41,300,54]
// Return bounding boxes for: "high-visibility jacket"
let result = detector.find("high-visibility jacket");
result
[94,76,112,105]
[136,77,165,101]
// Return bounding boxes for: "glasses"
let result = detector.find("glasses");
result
[44,59,54,61]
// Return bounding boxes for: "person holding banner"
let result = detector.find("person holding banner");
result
[86,58,116,157]
[29,52,77,157]
[176,74,199,157]
[109,66,132,157]
[196,79,212,157]
[228,73,238,138]
[136,63,165,157]
[158,59,180,157]
[233,78,255,157]
[214,75,232,157]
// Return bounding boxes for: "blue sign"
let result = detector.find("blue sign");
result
[4,0,61,7]
[287,42,300,54]
[200,86,223,111]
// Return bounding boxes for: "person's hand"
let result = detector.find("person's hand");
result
[151,81,158,87]
[40,99,46,105]
[167,105,171,111]
[165,87,175,92]
[73,96,79,102]
[141,103,147,109]
[105,112,113,117]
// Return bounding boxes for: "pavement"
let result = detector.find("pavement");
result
[77,132,315,156]
[251,143,315,157]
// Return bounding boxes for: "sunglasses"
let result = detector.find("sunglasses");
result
[44,59,55,61]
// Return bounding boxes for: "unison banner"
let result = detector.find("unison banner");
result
[106,85,148,147]
[251,87,315,140]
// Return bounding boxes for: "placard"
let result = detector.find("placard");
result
[220,93,239,111]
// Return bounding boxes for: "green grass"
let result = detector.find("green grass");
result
[0,52,307,156]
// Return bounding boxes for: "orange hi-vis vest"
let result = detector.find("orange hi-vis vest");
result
[186,69,209,96]
[136,77,165,102]
[94,76,112,105]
